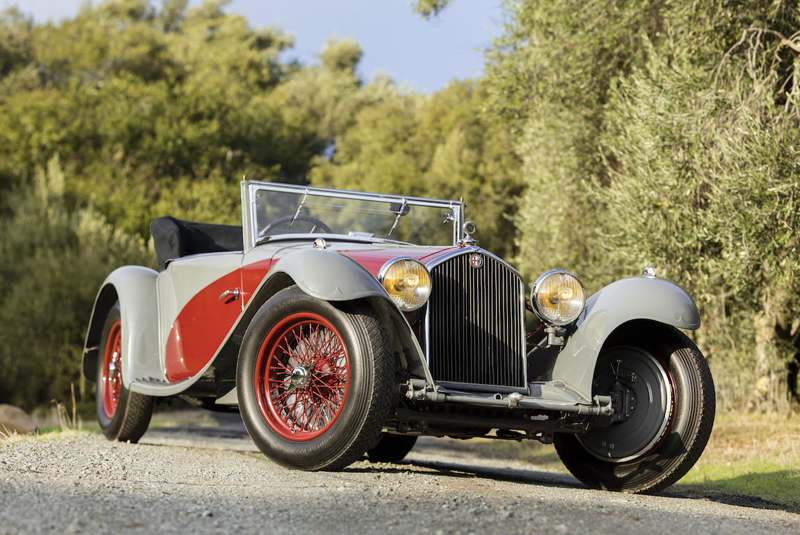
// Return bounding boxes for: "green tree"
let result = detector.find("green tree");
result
[309,78,523,258]
[413,0,452,19]
[485,0,800,411]
[0,156,150,410]
[0,1,366,408]
[0,0,362,239]
[597,37,800,411]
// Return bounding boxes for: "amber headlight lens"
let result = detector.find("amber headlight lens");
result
[379,258,432,312]
[531,270,586,325]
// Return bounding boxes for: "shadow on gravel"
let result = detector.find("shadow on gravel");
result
[146,411,250,439]
[345,460,582,488]
[146,425,249,439]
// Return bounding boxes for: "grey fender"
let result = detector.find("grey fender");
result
[82,266,160,388]
[213,248,431,405]
[268,248,430,379]
[270,248,387,301]
[552,276,700,402]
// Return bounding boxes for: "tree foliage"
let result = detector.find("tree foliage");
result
[309,79,523,258]
[487,0,800,411]
[0,0,366,237]
[0,156,150,409]
[413,0,453,19]
[0,0,515,410]
[0,0,377,410]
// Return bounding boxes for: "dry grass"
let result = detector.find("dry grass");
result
[1,384,84,446]
[0,427,18,445]
[0,428,85,446]
[686,413,799,467]
[676,413,800,508]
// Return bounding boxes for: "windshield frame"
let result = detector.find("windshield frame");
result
[240,180,465,251]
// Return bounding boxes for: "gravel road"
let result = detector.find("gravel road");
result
[1,412,797,535]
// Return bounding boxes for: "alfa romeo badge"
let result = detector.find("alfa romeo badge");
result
[469,253,483,269]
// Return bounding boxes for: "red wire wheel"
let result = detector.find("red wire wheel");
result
[94,302,154,443]
[101,319,123,419]
[255,312,350,441]
[238,287,395,470]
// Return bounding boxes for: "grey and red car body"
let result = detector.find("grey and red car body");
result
[82,180,714,494]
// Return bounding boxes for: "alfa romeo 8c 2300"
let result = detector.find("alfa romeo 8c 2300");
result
[82,180,714,494]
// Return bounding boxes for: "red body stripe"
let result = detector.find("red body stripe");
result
[164,269,244,382]
[338,247,457,276]
[241,259,276,306]
[162,245,455,383]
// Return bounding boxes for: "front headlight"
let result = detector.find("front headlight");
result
[379,258,432,312]
[531,270,586,325]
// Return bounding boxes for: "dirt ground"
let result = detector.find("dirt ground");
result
[1,411,797,535]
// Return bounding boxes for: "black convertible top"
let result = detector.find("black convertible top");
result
[151,216,243,271]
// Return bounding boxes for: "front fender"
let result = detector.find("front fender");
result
[210,247,431,406]
[552,276,700,401]
[269,248,431,377]
[82,266,160,388]
[271,248,387,301]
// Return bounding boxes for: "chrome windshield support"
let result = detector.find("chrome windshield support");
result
[289,190,309,228]
[387,198,407,237]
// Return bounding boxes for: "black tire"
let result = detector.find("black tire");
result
[367,434,418,463]
[237,287,394,471]
[554,328,715,494]
[96,303,154,442]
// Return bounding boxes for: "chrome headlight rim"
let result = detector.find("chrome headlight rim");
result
[377,257,432,312]
[530,269,586,326]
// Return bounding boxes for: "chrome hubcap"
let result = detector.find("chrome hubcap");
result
[107,358,118,380]
[288,365,310,391]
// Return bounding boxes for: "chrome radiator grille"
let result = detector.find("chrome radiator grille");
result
[426,252,526,389]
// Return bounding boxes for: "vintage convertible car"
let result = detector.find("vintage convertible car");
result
[82,180,714,494]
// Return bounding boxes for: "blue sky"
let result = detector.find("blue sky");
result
[1,0,505,92]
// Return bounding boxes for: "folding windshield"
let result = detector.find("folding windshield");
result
[243,181,463,248]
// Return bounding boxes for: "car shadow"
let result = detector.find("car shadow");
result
[148,410,798,515]
[407,437,800,514]
[356,457,583,489]
[350,459,799,515]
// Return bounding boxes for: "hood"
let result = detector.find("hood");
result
[335,245,459,277]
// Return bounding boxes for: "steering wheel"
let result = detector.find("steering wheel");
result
[258,214,333,239]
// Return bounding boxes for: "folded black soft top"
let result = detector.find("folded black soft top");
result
[151,216,243,271]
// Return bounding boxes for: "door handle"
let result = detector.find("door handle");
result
[218,287,240,302]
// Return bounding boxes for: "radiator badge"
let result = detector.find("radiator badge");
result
[469,253,484,269]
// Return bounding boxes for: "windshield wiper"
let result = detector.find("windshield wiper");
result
[289,190,309,228]
[387,198,408,237]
